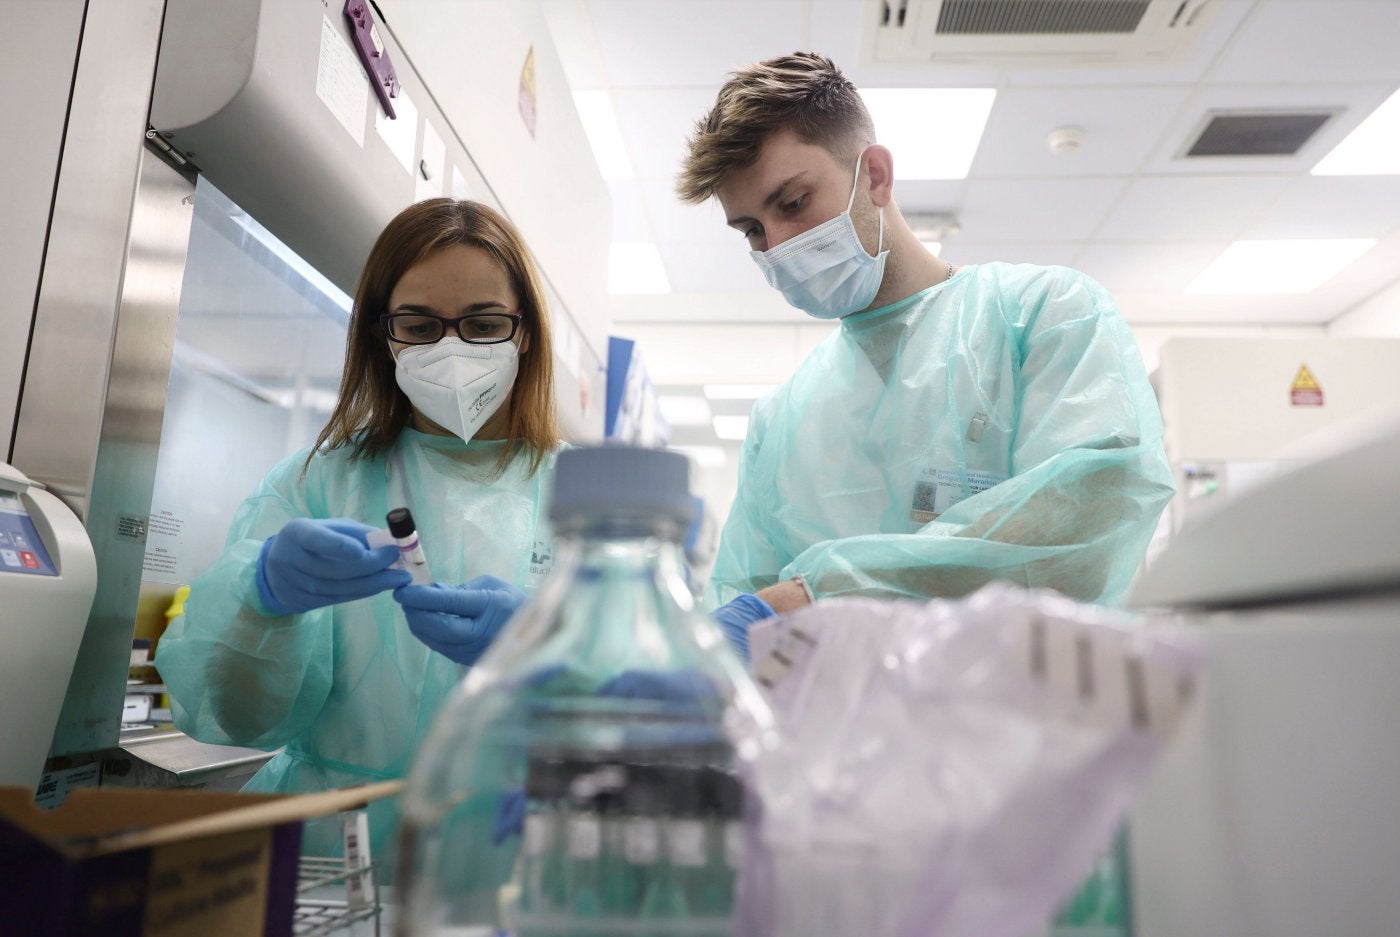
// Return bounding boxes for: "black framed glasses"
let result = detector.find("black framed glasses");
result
[379,312,523,346]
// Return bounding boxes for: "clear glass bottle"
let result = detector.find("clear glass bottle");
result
[395,446,775,937]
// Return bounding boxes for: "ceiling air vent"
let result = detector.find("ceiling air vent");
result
[936,0,1151,35]
[1183,110,1337,158]
[861,0,1217,67]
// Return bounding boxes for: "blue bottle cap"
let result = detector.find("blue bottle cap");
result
[549,445,692,526]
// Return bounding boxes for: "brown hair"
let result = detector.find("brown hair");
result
[308,198,559,476]
[676,52,875,204]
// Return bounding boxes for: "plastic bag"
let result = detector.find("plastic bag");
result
[738,583,1201,937]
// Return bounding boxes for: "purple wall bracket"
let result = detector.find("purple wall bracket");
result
[344,0,401,118]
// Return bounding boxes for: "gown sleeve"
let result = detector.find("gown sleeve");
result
[156,450,338,749]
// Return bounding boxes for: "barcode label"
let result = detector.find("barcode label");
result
[341,809,373,910]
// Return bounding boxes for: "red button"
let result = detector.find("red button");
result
[20,551,39,569]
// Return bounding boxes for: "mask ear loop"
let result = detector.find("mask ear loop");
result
[847,149,885,257]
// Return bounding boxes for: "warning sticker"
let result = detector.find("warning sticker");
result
[1290,363,1324,407]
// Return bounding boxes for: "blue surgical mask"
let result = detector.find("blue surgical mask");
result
[750,152,887,319]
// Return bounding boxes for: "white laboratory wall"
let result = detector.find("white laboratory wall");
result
[1328,277,1400,337]
[381,0,612,382]
[1128,323,1325,375]
[1156,336,1400,462]
[613,321,837,385]
[0,0,85,458]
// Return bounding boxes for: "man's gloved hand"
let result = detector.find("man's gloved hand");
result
[712,593,776,662]
[256,518,410,616]
[394,575,525,666]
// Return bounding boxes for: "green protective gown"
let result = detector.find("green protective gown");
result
[156,429,558,862]
[704,262,1175,610]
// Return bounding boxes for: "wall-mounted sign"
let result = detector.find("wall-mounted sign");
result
[519,46,538,139]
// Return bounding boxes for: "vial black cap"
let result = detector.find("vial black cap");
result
[386,507,416,538]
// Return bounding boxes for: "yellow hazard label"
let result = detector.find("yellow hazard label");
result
[1291,364,1320,391]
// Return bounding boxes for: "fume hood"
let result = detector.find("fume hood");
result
[3,0,611,792]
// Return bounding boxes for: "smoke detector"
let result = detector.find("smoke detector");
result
[1047,125,1086,156]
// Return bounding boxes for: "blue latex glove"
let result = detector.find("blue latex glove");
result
[711,593,776,662]
[256,518,409,615]
[492,787,527,846]
[394,575,525,666]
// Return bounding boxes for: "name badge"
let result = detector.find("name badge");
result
[912,468,1008,523]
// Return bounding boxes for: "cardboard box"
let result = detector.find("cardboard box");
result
[0,780,401,937]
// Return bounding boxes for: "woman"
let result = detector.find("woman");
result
[157,198,562,860]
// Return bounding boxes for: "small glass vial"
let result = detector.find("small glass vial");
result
[386,507,432,585]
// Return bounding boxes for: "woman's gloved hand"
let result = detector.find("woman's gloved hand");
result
[711,593,776,662]
[256,518,410,615]
[395,575,525,666]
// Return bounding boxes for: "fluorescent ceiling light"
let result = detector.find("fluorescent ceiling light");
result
[859,88,995,180]
[658,395,712,426]
[573,90,634,180]
[1186,239,1377,294]
[703,384,776,400]
[918,240,943,255]
[608,242,672,294]
[672,445,728,469]
[712,415,749,440]
[1313,88,1400,175]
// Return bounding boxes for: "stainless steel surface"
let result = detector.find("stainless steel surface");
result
[150,0,492,297]
[1,0,85,460]
[103,726,275,790]
[45,150,197,758]
[10,0,168,514]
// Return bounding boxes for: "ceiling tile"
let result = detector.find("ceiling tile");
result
[609,290,807,324]
[641,177,738,245]
[1208,0,1400,85]
[946,241,1082,267]
[615,88,722,182]
[1094,175,1291,241]
[1076,239,1234,293]
[972,86,1195,178]
[1244,175,1400,240]
[539,0,606,88]
[656,240,770,294]
[889,179,967,214]
[606,179,651,240]
[959,177,1130,241]
[585,0,804,87]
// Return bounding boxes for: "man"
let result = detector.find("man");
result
[693,53,1175,657]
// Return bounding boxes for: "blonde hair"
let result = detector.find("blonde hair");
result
[677,52,875,204]
[309,198,560,476]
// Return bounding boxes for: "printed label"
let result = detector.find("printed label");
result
[911,468,1007,523]
[341,809,373,910]
[528,538,554,577]
[568,815,601,858]
[524,814,552,856]
[667,819,706,867]
[724,821,743,868]
[624,818,660,863]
